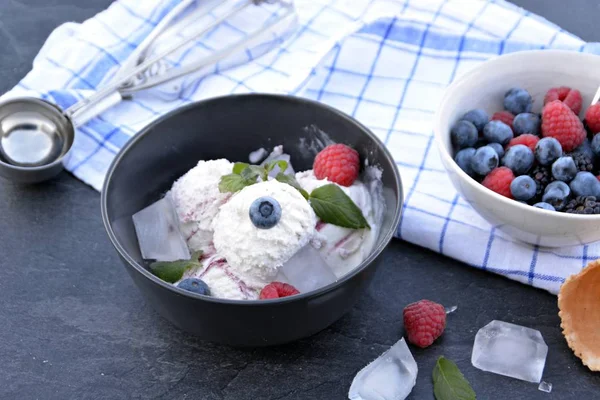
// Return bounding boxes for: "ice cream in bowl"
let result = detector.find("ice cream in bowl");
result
[101,94,402,346]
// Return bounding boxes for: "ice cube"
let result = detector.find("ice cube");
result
[349,338,417,400]
[445,305,458,314]
[471,320,548,383]
[248,148,267,164]
[280,245,336,293]
[262,145,295,176]
[132,194,190,262]
[538,381,552,393]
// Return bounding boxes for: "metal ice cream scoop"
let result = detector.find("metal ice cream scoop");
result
[0,0,296,183]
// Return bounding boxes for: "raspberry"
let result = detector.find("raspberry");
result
[544,86,583,115]
[259,282,300,299]
[491,111,514,129]
[313,144,360,186]
[584,104,600,134]
[507,133,539,152]
[541,100,586,152]
[403,300,446,348]
[482,167,515,199]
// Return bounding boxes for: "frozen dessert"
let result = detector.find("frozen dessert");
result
[171,159,233,252]
[213,180,316,287]
[133,142,385,300]
[296,167,383,278]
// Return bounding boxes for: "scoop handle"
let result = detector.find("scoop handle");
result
[66,91,122,127]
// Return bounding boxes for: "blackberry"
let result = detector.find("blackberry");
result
[564,196,600,214]
[568,151,594,173]
[529,165,553,201]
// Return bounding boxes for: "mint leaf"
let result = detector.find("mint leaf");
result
[149,251,203,283]
[432,357,476,400]
[275,172,309,199]
[219,174,253,193]
[219,165,264,193]
[241,165,265,182]
[233,162,249,174]
[266,160,289,174]
[309,184,370,229]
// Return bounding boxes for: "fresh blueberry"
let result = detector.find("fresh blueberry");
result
[504,87,533,115]
[512,113,540,136]
[487,142,505,159]
[592,134,600,157]
[462,109,489,132]
[177,278,211,295]
[451,120,478,149]
[542,181,571,211]
[470,146,499,176]
[534,137,562,166]
[454,148,476,176]
[249,196,282,229]
[533,202,556,211]
[483,120,513,145]
[502,144,534,175]
[510,175,536,201]
[551,156,577,182]
[569,172,600,197]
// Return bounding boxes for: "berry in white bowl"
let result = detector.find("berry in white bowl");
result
[434,50,600,247]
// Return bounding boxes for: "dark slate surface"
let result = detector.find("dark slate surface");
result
[0,1,599,399]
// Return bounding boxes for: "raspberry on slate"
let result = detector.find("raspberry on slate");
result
[584,103,600,134]
[541,100,586,152]
[491,111,514,129]
[259,282,300,299]
[544,86,583,115]
[313,144,360,187]
[403,299,446,348]
[482,167,515,199]
[507,133,539,152]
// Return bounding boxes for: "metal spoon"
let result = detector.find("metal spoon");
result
[0,0,296,183]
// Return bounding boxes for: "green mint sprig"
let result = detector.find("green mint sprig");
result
[218,161,370,230]
[432,356,476,400]
[149,251,203,283]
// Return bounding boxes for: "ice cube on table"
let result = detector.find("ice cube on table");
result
[348,338,417,400]
[538,381,552,393]
[132,194,190,262]
[279,245,336,293]
[471,320,548,383]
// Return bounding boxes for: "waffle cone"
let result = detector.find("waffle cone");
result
[558,260,600,371]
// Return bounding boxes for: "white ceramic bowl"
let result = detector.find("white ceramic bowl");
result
[434,50,600,248]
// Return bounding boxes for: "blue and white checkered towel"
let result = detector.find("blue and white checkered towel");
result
[7,0,600,294]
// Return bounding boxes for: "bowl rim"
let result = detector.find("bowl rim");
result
[101,93,403,306]
[433,49,600,221]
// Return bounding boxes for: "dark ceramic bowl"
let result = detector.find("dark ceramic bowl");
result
[101,94,403,346]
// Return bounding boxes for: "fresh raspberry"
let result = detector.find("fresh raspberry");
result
[584,103,600,134]
[259,282,300,299]
[544,86,583,115]
[482,167,515,199]
[491,111,514,129]
[506,133,539,152]
[403,300,446,348]
[313,144,360,187]
[541,100,586,152]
